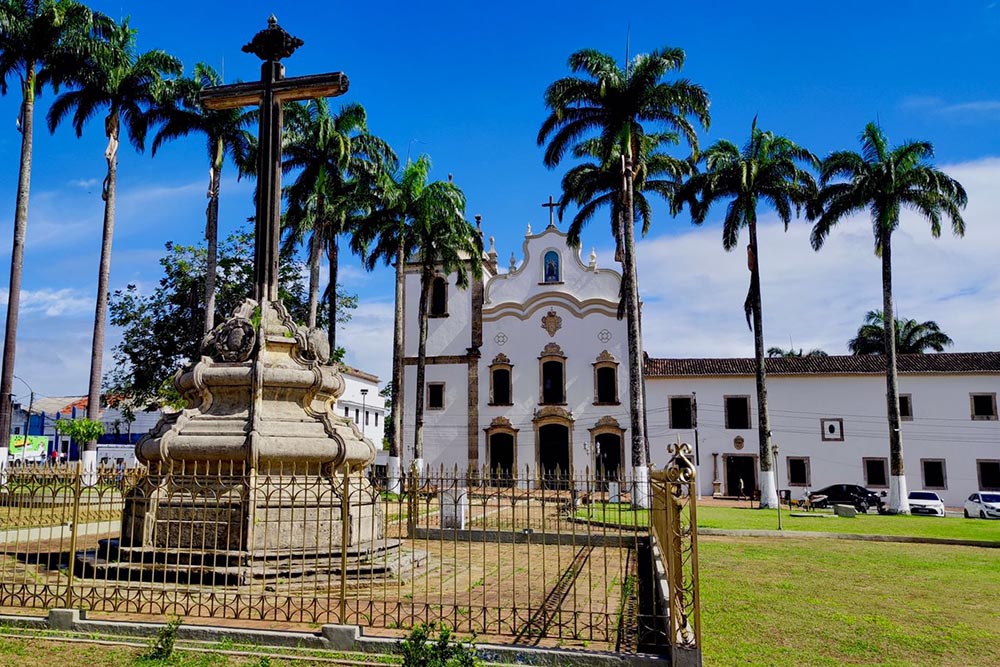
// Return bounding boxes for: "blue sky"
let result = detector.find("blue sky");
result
[2,1,1000,399]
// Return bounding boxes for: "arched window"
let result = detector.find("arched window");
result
[538,343,566,405]
[542,250,561,283]
[588,415,625,484]
[593,350,620,405]
[484,416,518,487]
[429,275,447,316]
[489,353,513,406]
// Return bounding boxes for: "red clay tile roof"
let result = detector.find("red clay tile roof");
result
[644,352,1000,377]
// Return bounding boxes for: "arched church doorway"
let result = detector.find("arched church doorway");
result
[538,423,570,489]
[595,432,622,481]
[488,432,515,486]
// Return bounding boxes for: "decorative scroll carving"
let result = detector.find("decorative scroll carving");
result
[487,416,515,430]
[593,415,621,429]
[595,349,616,363]
[491,352,511,366]
[540,342,565,358]
[541,309,562,337]
[211,318,256,362]
[533,405,573,422]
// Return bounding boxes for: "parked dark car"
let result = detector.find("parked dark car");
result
[811,484,886,513]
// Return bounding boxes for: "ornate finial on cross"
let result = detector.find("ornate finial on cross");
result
[542,195,558,228]
[242,15,304,62]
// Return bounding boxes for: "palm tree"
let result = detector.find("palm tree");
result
[537,47,709,504]
[0,0,104,465]
[848,310,953,355]
[47,18,181,477]
[809,122,967,514]
[360,156,480,481]
[673,119,817,509]
[767,347,828,357]
[150,62,251,334]
[282,99,395,352]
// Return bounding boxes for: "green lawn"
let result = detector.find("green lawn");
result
[700,536,1000,666]
[576,503,1000,542]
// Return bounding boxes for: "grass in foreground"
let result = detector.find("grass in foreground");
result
[577,503,1000,541]
[700,535,1000,667]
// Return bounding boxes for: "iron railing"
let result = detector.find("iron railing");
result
[0,459,698,657]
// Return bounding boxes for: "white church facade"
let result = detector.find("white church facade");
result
[400,219,632,484]
[398,209,1000,505]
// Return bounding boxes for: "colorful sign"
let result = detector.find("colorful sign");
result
[7,435,48,460]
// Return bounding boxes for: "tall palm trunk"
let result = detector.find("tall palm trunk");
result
[327,234,338,353]
[0,71,37,459]
[306,230,320,328]
[621,156,649,507]
[203,141,223,334]
[412,265,432,476]
[881,229,909,513]
[84,117,120,480]
[387,242,405,492]
[748,218,778,508]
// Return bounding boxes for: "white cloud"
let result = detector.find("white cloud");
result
[69,178,99,189]
[0,287,92,317]
[338,299,395,384]
[900,95,1000,119]
[636,157,1000,359]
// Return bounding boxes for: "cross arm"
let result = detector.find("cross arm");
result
[200,71,350,110]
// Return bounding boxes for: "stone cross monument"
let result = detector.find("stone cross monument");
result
[114,18,394,583]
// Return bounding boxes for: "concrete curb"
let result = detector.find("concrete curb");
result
[0,610,667,667]
[701,528,1000,548]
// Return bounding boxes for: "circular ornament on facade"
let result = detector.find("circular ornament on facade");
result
[598,329,612,343]
[494,332,508,346]
[733,436,745,451]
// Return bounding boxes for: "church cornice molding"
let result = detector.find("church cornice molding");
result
[532,405,574,423]
[483,293,619,322]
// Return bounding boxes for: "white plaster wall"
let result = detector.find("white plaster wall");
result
[646,372,1000,507]
[401,362,469,472]
[403,270,474,358]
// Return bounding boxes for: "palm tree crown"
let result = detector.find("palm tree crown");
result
[848,310,953,355]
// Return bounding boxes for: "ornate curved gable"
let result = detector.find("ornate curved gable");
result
[533,405,573,422]
[595,349,616,364]
[539,342,565,358]
[491,352,511,366]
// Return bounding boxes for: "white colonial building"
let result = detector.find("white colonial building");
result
[400,218,632,483]
[397,207,1000,505]
[644,354,1000,507]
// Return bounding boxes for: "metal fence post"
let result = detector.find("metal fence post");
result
[340,463,350,622]
[65,460,83,607]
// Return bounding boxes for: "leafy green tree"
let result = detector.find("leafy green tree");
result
[538,47,709,496]
[150,62,252,333]
[282,99,396,352]
[673,119,816,508]
[809,122,967,513]
[106,230,356,407]
[362,156,480,475]
[0,0,105,463]
[848,310,953,355]
[46,17,181,463]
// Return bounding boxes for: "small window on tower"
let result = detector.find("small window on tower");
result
[428,383,445,410]
[899,395,913,421]
[429,276,447,317]
[670,396,694,430]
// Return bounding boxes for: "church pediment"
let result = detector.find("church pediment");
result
[533,405,573,422]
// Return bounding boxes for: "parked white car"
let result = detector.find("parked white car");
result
[964,492,1000,519]
[907,491,945,517]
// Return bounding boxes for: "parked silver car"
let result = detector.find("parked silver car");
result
[963,492,1000,519]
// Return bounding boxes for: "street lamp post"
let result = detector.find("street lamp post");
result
[360,388,368,439]
[772,442,782,531]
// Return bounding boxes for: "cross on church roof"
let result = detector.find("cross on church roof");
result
[542,195,558,229]
[200,17,349,303]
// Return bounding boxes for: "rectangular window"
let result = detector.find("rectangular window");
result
[978,460,1000,490]
[921,459,947,490]
[899,395,913,421]
[670,396,694,430]
[971,393,998,420]
[375,413,379,427]
[355,408,359,423]
[344,406,349,418]
[863,458,888,488]
[724,395,751,430]
[786,457,810,486]
[365,411,370,426]
[428,383,445,410]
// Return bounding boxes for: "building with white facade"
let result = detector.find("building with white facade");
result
[397,211,999,504]
[400,219,632,483]
[645,353,1000,507]
[337,366,386,448]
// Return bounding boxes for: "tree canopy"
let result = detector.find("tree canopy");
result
[848,310,953,355]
